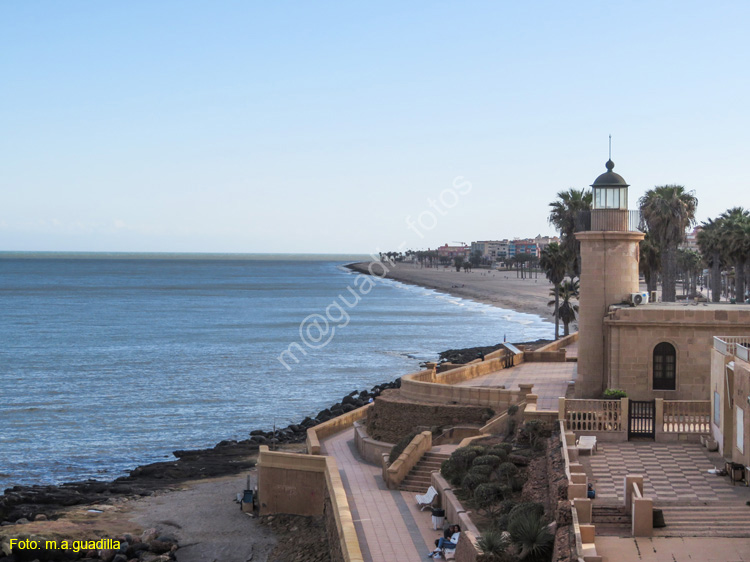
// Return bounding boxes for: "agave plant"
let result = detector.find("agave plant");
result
[508,510,554,560]
[477,529,510,557]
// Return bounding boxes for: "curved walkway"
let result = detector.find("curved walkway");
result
[454,361,577,410]
[322,428,441,561]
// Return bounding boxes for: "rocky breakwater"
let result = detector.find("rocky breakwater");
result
[0,526,179,562]
[0,379,401,526]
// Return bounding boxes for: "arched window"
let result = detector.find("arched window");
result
[653,342,676,390]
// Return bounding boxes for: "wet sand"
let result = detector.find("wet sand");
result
[348,261,556,321]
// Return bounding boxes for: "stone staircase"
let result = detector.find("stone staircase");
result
[592,505,631,537]
[654,502,750,537]
[399,451,450,492]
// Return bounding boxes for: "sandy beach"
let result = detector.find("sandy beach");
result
[348,261,557,321]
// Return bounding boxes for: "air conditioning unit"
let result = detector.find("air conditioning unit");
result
[629,292,650,306]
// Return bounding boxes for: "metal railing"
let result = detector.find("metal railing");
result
[713,336,750,356]
[575,210,643,232]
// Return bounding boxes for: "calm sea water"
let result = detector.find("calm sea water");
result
[0,255,553,490]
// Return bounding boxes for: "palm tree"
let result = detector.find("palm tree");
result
[638,185,698,302]
[639,231,661,296]
[676,248,702,297]
[697,219,724,302]
[548,188,592,278]
[540,242,567,340]
[720,207,750,302]
[549,279,579,336]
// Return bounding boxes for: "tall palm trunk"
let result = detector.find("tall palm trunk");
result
[553,287,560,341]
[736,260,746,302]
[662,245,677,302]
[711,252,721,302]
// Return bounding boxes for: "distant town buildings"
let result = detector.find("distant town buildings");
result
[471,235,560,262]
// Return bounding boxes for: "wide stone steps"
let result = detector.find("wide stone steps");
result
[399,452,450,493]
[653,504,750,537]
[592,505,631,537]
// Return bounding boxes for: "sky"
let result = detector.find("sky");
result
[1,1,749,254]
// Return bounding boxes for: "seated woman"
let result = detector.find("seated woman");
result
[428,525,460,558]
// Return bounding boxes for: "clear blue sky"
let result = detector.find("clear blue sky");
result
[2,2,748,253]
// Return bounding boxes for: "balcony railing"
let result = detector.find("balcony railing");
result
[575,210,643,233]
[713,336,750,357]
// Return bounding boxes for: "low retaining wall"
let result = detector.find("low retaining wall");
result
[384,431,432,489]
[257,446,363,562]
[535,332,579,353]
[353,420,393,465]
[307,403,373,455]
[523,350,567,362]
[400,351,525,408]
[366,390,496,443]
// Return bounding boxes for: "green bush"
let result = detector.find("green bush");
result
[507,404,519,417]
[389,431,417,464]
[462,471,489,492]
[495,462,519,486]
[521,420,551,449]
[474,482,506,516]
[469,464,493,478]
[441,458,466,487]
[451,446,481,471]
[486,447,509,463]
[508,510,553,561]
[473,454,502,468]
[603,388,627,399]
[476,529,509,557]
[498,499,515,515]
[508,501,545,521]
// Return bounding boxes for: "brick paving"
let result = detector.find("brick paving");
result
[582,442,750,504]
[455,361,576,410]
[322,428,445,561]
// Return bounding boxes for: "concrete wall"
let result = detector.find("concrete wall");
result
[576,231,644,399]
[384,431,432,489]
[535,331,579,353]
[732,359,750,466]
[256,447,363,562]
[353,420,393,466]
[366,389,496,443]
[710,348,733,456]
[400,352,525,407]
[307,403,373,455]
[605,307,750,400]
[257,449,328,516]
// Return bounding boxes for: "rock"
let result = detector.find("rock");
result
[140,528,159,543]
[15,518,29,524]
[34,513,47,521]
[250,429,265,436]
[113,555,128,562]
[148,540,174,554]
[315,409,332,420]
[341,404,356,413]
[99,548,117,562]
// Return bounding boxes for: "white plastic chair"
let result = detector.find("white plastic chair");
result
[416,485,438,511]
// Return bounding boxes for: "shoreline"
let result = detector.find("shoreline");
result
[346,260,557,321]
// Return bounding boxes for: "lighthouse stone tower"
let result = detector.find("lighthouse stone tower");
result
[575,160,645,398]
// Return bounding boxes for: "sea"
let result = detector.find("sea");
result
[0,254,553,490]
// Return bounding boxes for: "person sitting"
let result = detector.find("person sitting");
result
[428,525,460,558]
[434,525,458,548]
[587,483,596,499]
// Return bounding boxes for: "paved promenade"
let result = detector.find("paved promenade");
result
[455,361,576,410]
[322,428,440,561]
